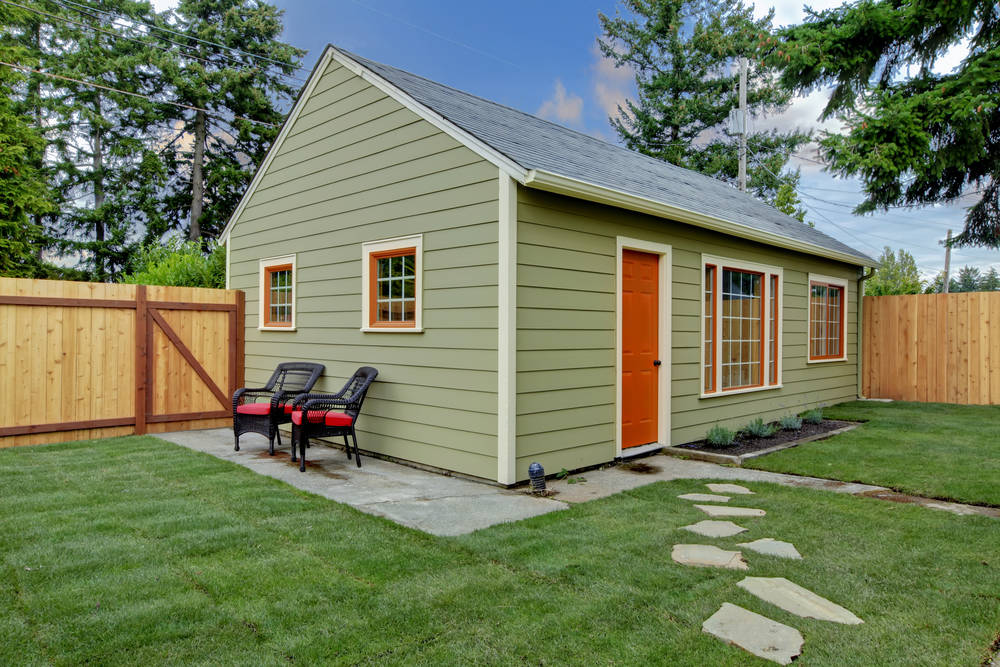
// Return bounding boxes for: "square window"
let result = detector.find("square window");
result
[362,235,423,332]
[259,255,296,330]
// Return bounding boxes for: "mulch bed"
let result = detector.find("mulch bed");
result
[676,419,857,457]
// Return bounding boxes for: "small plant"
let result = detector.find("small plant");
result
[555,468,570,480]
[744,417,778,438]
[705,424,737,447]
[779,414,803,431]
[802,408,824,424]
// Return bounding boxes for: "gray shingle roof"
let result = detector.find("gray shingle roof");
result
[340,48,874,266]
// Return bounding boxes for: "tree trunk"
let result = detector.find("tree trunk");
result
[189,110,206,240]
[93,96,105,280]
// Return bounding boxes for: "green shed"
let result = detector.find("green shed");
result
[221,45,875,486]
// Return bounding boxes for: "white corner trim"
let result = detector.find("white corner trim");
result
[807,272,849,363]
[225,237,231,290]
[361,234,423,332]
[497,173,518,485]
[219,47,336,241]
[258,254,296,331]
[330,47,528,184]
[615,237,672,458]
[524,169,871,267]
[700,254,783,397]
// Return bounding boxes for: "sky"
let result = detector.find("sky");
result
[154,0,998,278]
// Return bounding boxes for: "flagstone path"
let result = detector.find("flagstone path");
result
[672,483,863,663]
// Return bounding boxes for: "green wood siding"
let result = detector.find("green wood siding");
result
[229,59,499,480]
[514,187,861,481]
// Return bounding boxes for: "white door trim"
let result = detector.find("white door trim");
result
[616,236,672,458]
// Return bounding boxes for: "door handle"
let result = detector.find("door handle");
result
[653,360,662,366]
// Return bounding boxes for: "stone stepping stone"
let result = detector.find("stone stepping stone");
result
[695,504,766,518]
[707,483,755,495]
[681,520,748,538]
[678,493,731,502]
[737,538,802,560]
[671,544,748,570]
[737,577,863,624]
[702,602,803,665]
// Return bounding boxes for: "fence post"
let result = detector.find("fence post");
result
[134,285,147,435]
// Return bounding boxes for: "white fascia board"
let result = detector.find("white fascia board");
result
[523,169,872,267]
[219,47,336,242]
[329,47,528,184]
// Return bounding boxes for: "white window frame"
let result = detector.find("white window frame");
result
[361,234,424,333]
[700,254,783,398]
[807,273,849,363]
[258,254,296,331]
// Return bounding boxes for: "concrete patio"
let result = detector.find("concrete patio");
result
[156,429,1000,537]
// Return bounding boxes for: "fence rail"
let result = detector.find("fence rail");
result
[862,292,1000,404]
[0,278,244,447]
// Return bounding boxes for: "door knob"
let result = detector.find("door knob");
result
[653,360,662,366]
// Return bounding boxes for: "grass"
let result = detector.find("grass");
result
[1,436,998,665]
[744,401,1000,507]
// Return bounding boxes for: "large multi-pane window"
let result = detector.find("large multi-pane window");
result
[702,256,781,395]
[362,235,423,331]
[808,275,847,361]
[259,255,296,330]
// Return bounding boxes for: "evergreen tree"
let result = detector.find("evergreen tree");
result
[772,0,1000,247]
[158,0,304,241]
[773,180,807,222]
[953,266,983,293]
[865,246,922,295]
[599,0,810,205]
[982,267,1000,291]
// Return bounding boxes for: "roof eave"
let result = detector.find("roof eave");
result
[523,169,874,267]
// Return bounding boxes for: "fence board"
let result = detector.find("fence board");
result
[863,292,1000,404]
[0,278,243,447]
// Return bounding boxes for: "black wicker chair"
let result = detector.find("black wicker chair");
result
[232,362,325,455]
[288,366,378,472]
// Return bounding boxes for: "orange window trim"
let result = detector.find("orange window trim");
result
[770,274,779,385]
[809,281,845,360]
[368,246,417,328]
[263,263,293,327]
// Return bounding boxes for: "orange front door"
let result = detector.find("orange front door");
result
[621,249,659,448]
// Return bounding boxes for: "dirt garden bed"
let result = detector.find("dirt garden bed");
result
[664,419,861,465]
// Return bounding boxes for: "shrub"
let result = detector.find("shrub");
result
[744,417,778,438]
[120,238,225,288]
[779,414,803,431]
[705,425,737,447]
[802,408,824,424]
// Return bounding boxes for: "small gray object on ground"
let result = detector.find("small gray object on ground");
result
[696,504,766,518]
[702,602,804,665]
[671,544,748,570]
[706,483,755,495]
[737,576,863,624]
[737,538,802,560]
[678,492,731,502]
[681,520,748,538]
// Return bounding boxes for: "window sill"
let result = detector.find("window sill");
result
[360,326,424,333]
[807,357,848,364]
[701,384,782,399]
[259,326,296,332]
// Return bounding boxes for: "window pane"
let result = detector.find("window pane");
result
[403,255,415,275]
[267,269,292,323]
[720,269,762,389]
[378,257,390,279]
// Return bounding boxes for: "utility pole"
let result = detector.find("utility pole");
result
[737,56,747,192]
[941,229,952,293]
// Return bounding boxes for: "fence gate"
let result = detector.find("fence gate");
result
[0,278,244,447]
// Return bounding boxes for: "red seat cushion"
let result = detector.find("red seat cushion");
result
[282,403,295,414]
[324,412,353,426]
[236,403,271,416]
[290,410,326,426]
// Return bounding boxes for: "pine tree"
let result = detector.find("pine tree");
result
[773,181,807,222]
[865,246,922,295]
[158,0,304,241]
[598,0,810,205]
[982,267,1000,291]
[773,0,1000,247]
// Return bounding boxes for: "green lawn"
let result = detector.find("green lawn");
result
[2,437,998,665]
[745,401,1000,507]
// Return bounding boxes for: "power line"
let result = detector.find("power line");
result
[57,0,308,77]
[0,59,278,128]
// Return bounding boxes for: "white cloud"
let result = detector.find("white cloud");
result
[150,0,178,11]
[536,79,584,125]
[590,44,634,121]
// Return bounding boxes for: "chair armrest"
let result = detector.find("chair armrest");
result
[233,388,273,404]
[299,393,351,412]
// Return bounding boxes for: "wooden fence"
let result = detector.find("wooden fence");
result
[862,292,1000,404]
[0,278,244,447]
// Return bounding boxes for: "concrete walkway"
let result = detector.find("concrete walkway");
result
[155,429,567,536]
